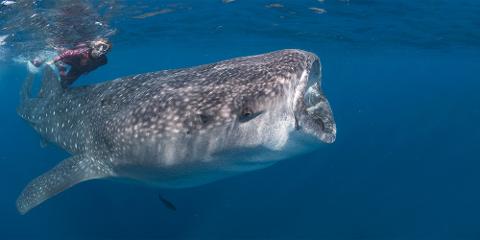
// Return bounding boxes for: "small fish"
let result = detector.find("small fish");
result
[309,7,327,14]
[159,195,177,211]
[0,35,7,46]
[266,3,284,9]
[132,9,173,19]
[1,1,16,6]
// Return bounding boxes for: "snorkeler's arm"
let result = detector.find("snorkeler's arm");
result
[53,48,88,62]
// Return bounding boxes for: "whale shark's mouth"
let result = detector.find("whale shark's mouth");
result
[295,58,336,143]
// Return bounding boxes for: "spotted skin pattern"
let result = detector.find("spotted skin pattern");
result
[16,49,336,214]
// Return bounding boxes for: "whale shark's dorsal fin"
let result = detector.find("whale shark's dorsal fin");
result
[38,66,62,98]
[16,154,113,214]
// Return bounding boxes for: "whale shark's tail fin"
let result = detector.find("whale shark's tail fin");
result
[19,73,35,103]
[38,65,62,98]
[17,73,38,120]
[16,154,113,215]
[18,66,62,121]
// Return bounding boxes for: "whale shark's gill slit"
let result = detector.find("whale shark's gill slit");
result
[294,116,301,130]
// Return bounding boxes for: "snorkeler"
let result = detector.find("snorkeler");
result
[32,38,112,89]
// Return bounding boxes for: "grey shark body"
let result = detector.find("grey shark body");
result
[16,49,336,214]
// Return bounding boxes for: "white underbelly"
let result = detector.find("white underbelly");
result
[113,144,287,188]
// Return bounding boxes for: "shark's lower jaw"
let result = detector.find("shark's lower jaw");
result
[304,83,336,143]
[294,58,336,144]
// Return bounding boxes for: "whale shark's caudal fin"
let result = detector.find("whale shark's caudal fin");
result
[19,73,35,103]
[38,65,62,98]
[17,73,37,120]
[18,66,62,119]
[16,154,113,215]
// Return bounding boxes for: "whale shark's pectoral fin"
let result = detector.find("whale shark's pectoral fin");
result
[16,154,112,215]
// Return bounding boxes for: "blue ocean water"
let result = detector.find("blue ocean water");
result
[1,0,479,239]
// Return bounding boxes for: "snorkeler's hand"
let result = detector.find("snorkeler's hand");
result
[30,59,46,68]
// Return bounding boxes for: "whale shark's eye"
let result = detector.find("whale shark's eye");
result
[238,107,263,123]
[199,114,212,124]
[242,110,252,117]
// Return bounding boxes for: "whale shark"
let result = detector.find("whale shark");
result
[16,49,336,214]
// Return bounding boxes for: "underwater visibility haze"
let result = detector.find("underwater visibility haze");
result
[1,0,480,239]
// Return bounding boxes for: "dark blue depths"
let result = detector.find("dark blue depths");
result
[0,0,479,239]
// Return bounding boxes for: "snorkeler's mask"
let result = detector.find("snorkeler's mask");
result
[90,39,111,58]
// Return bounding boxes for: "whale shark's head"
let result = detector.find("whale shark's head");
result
[233,50,335,144]
[193,49,336,160]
